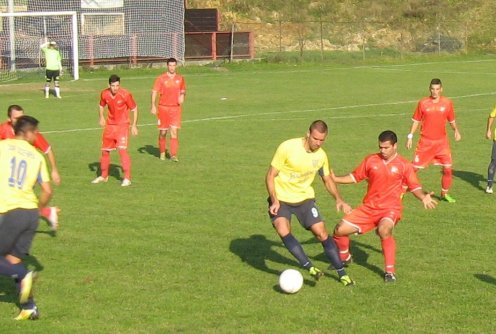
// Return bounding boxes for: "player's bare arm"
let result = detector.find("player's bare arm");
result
[265,166,280,215]
[46,149,61,185]
[131,107,138,136]
[321,174,351,213]
[411,188,437,209]
[150,90,158,114]
[178,92,185,105]
[449,121,461,141]
[486,117,494,139]
[406,121,419,149]
[38,181,53,208]
[98,106,106,127]
[331,171,355,185]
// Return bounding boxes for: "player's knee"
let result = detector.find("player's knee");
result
[333,221,346,236]
[54,81,60,87]
[376,224,393,239]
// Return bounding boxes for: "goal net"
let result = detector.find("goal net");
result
[0,0,185,82]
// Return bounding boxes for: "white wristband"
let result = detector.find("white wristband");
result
[407,133,413,139]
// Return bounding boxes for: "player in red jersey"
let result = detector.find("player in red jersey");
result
[92,75,138,187]
[150,57,186,162]
[406,78,461,203]
[0,105,60,230]
[332,130,437,283]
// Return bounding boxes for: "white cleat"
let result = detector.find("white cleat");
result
[121,179,131,187]
[91,176,108,184]
[486,186,493,194]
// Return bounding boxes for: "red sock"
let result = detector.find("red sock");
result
[441,167,452,196]
[40,207,50,219]
[381,236,396,273]
[333,235,350,261]
[159,137,166,153]
[170,138,178,156]
[119,149,131,179]
[100,151,110,178]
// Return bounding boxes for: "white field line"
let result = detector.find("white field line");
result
[3,58,496,88]
[41,92,496,135]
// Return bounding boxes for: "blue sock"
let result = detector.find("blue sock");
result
[281,234,312,269]
[0,258,28,280]
[321,237,347,277]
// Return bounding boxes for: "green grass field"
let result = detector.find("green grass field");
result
[1,56,496,333]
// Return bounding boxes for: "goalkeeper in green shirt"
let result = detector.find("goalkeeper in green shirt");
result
[40,41,62,98]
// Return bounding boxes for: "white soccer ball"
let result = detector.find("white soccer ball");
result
[279,269,303,294]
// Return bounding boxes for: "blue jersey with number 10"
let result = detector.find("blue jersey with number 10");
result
[0,139,49,213]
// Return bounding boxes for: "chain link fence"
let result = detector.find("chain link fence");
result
[230,18,491,59]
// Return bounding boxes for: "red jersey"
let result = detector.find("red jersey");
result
[0,120,50,153]
[351,153,421,211]
[99,88,137,126]
[412,96,455,140]
[152,73,186,106]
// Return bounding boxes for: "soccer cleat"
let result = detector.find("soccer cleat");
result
[160,152,166,161]
[308,266,324,281]
[19,271,34,304]
[14,307,39,321]
[170,156,179,162]
[91,176,108,184]
[441,194,456,203]
[121,179,131,187]
[56,95,62,99]
[486,186,493,194]
[339,274,355,287]
[47,207,60,231]
[384,272,397,283]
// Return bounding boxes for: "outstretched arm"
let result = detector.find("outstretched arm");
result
[411,188,437,209]
[322,174,352,213]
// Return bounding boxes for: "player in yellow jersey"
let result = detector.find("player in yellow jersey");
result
[0,116,53,320]
[266,120,354,286]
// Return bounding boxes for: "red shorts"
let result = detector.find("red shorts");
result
[157,105,182,130]
[413,137,452,168]
[102,124,129,150]
[342,205,401,234]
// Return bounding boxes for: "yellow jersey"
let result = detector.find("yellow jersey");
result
[271,137,330,203]
[0,139,50,213]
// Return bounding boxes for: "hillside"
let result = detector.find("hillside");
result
[185,0,496,54]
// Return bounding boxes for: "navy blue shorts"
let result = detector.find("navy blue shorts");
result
[0,208,38,259]
[268,198,323,229]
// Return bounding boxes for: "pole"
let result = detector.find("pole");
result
[319,17,324,60]
[71,13,79,80]
[8,0,15,71]
[229,23,235,62]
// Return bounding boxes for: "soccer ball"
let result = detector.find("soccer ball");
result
[279,269,303,294]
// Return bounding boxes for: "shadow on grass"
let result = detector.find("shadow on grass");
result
[0,255,44,307]
[453,170,485,191]
[88,162,122,181]
[137,145,160,158]
[474,273,496,286]
[310,238,384,279]
[229,234,316,288]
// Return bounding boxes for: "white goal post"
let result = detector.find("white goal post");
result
[0,11,79,80]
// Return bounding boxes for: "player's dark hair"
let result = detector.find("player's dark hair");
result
[430,78,442,86]
[167,57,177,64]
[7,104,23,118]
[309,120,328,134]
[14,115,39,135]
[108,74,120,84]
[378,130,397,144]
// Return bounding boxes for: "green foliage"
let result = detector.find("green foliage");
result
[0,56,495,332]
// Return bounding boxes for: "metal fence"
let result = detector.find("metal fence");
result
[229,18,490,59]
